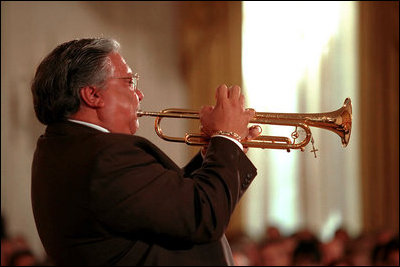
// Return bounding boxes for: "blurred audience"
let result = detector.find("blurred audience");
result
[259,238,291,266]
[2,214,399,266]
[230,231,262,266]
[266,225,282,240]
[228,225,399,266]
[1,215,49,266]
[292,239,322,266]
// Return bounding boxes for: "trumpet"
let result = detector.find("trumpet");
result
[137,98,352,157]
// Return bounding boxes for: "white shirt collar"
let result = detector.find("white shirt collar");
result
[68,119,110,133]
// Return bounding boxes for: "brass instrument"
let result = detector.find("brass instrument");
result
[137,98,352,157]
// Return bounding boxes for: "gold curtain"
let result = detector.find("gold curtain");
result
[359,1,399,233]
[178,1,244,237]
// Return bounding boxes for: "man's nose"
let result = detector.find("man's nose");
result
[136,89,144,101]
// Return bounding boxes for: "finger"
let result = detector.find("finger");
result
[239,94,245,109]
[199,105,213,115]
[228,85,241,100]
[215,84,228,103]
[245,108,256,119]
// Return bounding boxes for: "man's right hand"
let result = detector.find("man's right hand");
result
[199,84,255,141]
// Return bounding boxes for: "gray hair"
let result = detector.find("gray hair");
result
[31,38,120,125]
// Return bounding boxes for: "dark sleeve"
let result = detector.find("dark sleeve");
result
[182,152,203,176]
[89,136,257,244]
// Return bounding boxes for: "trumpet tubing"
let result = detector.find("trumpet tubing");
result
[137,98,352,155]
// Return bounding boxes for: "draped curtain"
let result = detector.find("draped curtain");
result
[359,1,399,233]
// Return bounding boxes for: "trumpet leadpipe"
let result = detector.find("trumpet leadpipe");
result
[137,109,199,119]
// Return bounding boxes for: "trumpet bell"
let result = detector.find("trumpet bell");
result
[338,98,352,147]
[305,97,352,147]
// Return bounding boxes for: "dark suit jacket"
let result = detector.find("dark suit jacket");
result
[31,121,257,266]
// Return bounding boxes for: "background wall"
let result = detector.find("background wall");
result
[1,1,188,260]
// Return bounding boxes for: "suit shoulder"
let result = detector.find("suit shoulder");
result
[91,133,148,145]
[90,133,156,152]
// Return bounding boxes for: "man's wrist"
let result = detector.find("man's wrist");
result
[212,130,242,142]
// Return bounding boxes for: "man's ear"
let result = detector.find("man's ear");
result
[79,86,104,108]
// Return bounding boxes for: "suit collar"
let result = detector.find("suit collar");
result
[45,120,106,136]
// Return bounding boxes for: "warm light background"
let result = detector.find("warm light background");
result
[1,1,398,262]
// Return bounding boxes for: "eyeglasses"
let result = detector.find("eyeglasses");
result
[109,73,140,91]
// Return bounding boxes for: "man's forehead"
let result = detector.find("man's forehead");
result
[109,52,133,75]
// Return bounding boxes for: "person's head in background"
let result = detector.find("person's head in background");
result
[292,240,322,266]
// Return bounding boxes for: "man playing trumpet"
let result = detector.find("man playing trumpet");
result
[31,38,261,266]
